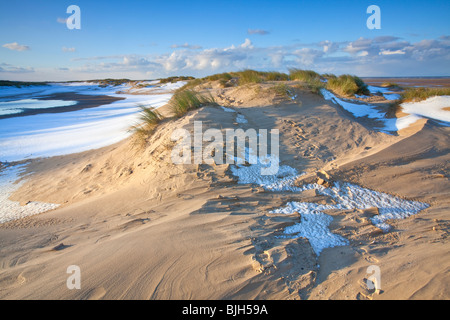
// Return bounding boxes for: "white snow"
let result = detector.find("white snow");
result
[383,93,401,101]
[0,82,179,162]
[272,200,349,255]
[383,114,424,132]
[221,106,236,112]
[321,88,390,128]
[321,88,449,132]
[219,106,248,124]
[236,114,248,124]
[0,164,60,224]
[230,151,429,255]
[271,181,429,255]
[230,156,303,192]
[400,95,450,124]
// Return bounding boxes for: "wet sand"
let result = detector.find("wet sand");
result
[0,93,125,120]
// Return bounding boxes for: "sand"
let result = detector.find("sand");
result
[0,81,448,300]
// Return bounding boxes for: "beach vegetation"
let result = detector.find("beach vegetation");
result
[400,87,450,102]
[268,83,293,98]
[326,74,370,97]
[87,78,131,87]
[170,89,216,118]
[264,71,289,81]
[159,76,195,84]
[130,105,164,147]
[233,69,264,85]
[289,69,321,82]
[381,82,402,90]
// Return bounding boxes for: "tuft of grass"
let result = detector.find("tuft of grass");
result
[400,87,450,102]
[87,78,130,87]
[386,101,402,118]
[270,83,292,97]
[205,73,234,88]
[288,69,326,95]
[159,76,195,84]
[289,69,321,82]
[326,74,369,97]
[381,82,400,88]
[305,79,325,96]
[321,73,337,81]
[206,73,232,82]
[234,69,264,85]
[170,89,216,117]
[130,105,164,147]
[264,71,289,81]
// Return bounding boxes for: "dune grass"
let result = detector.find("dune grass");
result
[170,89,216,117]
[288,69,325,95]
[264,71,290,81]
[173,69,371,99]
[400,87,450,102]
[130,106,164,147]
[205,72,233,82]
[304,79,325,96]
[326,74,369,97]
[381,82,403,90]
[159,76,195,84]
[87,78,131,87]
[269,83,293,98]
[289,69,321,82]
[233,69,264,85]
[205,73,233,87]
[321,73,337,81]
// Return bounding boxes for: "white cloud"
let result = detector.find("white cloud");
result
[0,63,34,73]
[2,42,30,51]
[358,51,369,57]
[247,29,270,35]
[62,47,76,52]
[170,43,202,50]
[379,49,405,55]
[57,17,67,24]
[240,38,254,49]
[17,35,449,80]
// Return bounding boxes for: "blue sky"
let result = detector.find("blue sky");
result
[1,0,449,81]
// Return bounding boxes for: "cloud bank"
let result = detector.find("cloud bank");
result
[2,42,30,52]
[2,35,449,80]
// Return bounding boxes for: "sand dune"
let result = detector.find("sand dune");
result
[0,81,448,300]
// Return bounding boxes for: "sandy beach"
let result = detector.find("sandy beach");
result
[0,78,448,300]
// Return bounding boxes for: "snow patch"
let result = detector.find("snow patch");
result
[401,95,450,124]
[0,164,60,224]
[230,152,429,256]
[236,114,248,124]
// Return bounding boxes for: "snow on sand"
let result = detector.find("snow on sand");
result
[230,147,429,256]
[0,164,59,224]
